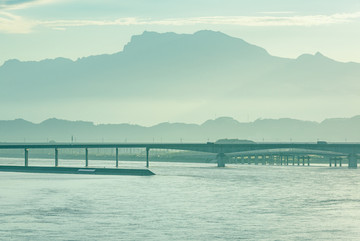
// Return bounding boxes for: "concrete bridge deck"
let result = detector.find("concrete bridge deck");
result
[1,142,360,154]
[0,142,359,168]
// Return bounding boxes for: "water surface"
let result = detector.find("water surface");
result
[1,158,360,240]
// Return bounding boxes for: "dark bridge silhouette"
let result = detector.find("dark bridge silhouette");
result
[0,142,359,168]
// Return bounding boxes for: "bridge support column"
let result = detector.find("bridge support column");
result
[280,156,283,166]
[269,155,274,165]
[334,158,337,167]
[297,156,300,166]
[292,156,295,166]
[85,148,89,167]
[339,158,342,167]
[217,153,227,167]
[116,148,119,168]
[286,156,289,165]
[329,157,332,167]
[307,156,310,166]
[24,148,29,167]
[302,156,305,166]
[55,148,58,167]
[146,147,150,168]
[348,153,358,169]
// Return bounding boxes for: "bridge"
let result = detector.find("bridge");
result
[0,142,359,168]
[225,148,347,167]
[0,142,360,168]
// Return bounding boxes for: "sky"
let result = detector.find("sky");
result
[1,0,360,125]
[1,0,360,65]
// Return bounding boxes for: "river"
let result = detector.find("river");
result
[1,158,360,240]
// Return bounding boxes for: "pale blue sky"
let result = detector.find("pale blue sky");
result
[1,0,360,65]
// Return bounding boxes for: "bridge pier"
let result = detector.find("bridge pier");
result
[216,153,227,167]
[334,158,337,167]
[146,147,150,168]
[24,148,29,167]
[307,156,310,166]
[116,148,119,168]
[292,156,295,166]
[297,156,300,166]
[217,153,228,167]
[286,156,289,165]
[339,158,342,167]
[233,157,237,164]
[348,153,358,169]
[55,148,58,167]
[302,156,305,166]
[85,148,89,167]
[329,157,332,167]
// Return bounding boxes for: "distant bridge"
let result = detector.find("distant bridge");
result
[0,142,359,168]
[225,148,347,167]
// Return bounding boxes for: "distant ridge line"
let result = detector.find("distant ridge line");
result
[0,116,359,142]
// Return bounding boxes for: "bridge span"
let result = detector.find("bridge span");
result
[0,142,359,168]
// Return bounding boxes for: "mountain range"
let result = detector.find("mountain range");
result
[1,116,359,143]
[1,30,359,101]
[1,30,359,124]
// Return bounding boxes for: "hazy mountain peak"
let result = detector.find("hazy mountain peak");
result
[40,57,73,64]
[314,51,324,57]
[123,31,182,52]
[40,118,72,126]
[1,59,22,68]
[41,117,64,122]
[13,118,31,124]
[321,115,360,125]
[296,51,334,63]
[3,59,20,65]
[193,29,228,37]
[202,117,240,126]
[139,30,179,39]
[121,30,269,58]
[1,57,73,68]
[40,118,94,127]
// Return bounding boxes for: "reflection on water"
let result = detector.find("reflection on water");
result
[1,157,360,240]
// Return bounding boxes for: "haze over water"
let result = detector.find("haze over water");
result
[1,1,360,240]
[1,159,360,240]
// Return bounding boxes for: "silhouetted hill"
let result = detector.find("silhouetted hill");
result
[215,139,255,144]
[1,30,359,103]
[0,116,359,143]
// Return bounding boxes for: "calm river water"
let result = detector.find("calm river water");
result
[1,158,360,240]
